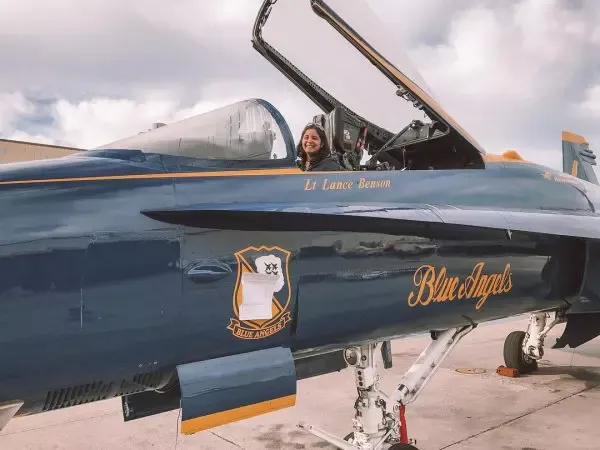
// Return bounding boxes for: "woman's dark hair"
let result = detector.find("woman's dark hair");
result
[296,123,331,169]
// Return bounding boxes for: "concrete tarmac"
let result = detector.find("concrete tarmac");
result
[1,314,599,449]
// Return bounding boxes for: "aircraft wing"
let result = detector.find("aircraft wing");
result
[142,202,600,240]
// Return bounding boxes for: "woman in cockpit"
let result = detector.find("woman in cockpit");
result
[296,123,344,172]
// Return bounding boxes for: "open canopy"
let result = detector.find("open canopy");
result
[252,0,485,159]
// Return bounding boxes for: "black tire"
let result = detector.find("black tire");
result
[388,444,419,450]
[345,434,419,449]
[503,330,538,374]
[345,433,419,449]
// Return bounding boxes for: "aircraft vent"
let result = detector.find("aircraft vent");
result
[42,381,116,412]
[42,370,171,412]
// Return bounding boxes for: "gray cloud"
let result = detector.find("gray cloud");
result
[0,0,279,100]
[401,0,600,167]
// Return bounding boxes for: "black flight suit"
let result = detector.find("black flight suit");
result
[304,156,344,171]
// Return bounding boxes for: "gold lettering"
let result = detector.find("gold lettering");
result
[358,178,391,189]
[473,274,489,298]
[304,179,316,191]
[407,265,436,307]
[489,274,501,295]
[321,179,354,190]
[302,177,392,191]
[503,264,512,291]
[432,267,451,303]
[448,278,458,300]
[229,314,291,340]
[407,262,513,311]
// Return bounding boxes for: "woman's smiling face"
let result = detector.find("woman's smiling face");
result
[302,128,321,155]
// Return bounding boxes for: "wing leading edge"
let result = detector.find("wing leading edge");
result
[142,202,600,241]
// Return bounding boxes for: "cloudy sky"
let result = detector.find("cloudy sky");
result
[1,0,600,170]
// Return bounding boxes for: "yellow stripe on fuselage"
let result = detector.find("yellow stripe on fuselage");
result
[0,167,311,186]
[0,151,535,187]
[180,394,296,435]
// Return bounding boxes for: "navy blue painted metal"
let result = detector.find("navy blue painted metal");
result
[0,101,600,420]
[177,346,296,422]
[2,0,600,434]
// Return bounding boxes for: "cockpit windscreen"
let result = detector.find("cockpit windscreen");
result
[95,99,294,161]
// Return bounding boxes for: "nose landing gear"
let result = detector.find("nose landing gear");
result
[298,323,476,449]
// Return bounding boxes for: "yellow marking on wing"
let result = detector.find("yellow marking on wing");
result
[180,394,296,435]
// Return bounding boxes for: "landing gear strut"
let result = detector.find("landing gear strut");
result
[298,323,476,450]
[503,310,566,373]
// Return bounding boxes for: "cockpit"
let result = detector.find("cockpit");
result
[309,106,484,172]
[251,0,487,172]
[90,0,487,174]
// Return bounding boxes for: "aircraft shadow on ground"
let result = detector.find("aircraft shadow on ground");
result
[529,365,600,390]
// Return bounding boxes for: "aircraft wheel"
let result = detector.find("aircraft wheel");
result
[342,433,419,449]
[388,443,419,450]
[503,330,538,374]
